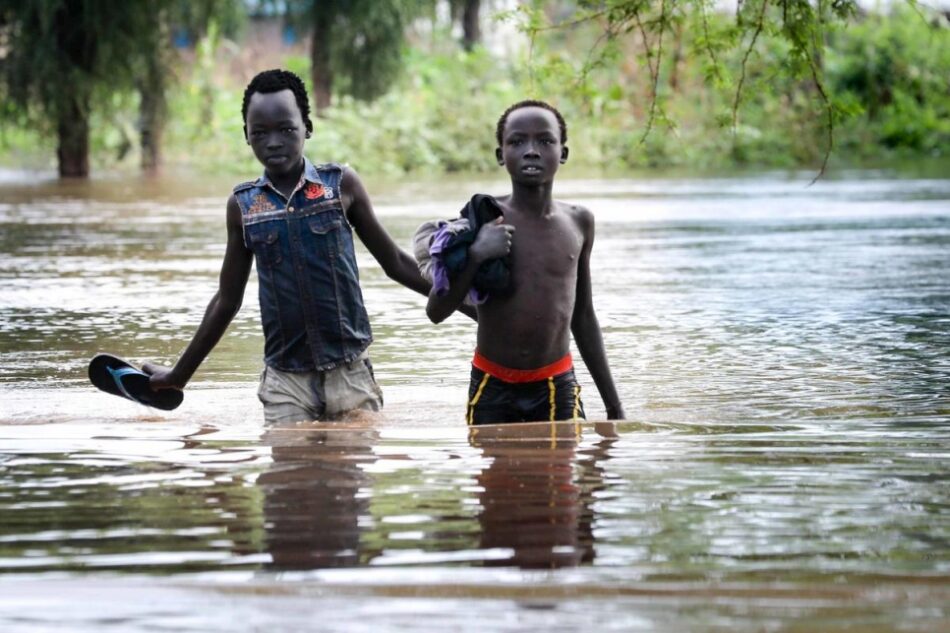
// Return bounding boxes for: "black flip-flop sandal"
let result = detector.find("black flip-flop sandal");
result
[88,353,183,411]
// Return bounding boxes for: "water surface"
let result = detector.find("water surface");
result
[1,169,948,631]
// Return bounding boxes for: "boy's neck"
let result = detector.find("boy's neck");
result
[508,180,555,216]
[266,158,305,198]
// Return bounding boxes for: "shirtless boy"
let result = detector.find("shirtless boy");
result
[427,100,625,424]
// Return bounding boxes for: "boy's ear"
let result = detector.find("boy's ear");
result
[495,147,504,165]
[560,146,569,164]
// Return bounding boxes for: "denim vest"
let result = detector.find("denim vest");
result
[234,160,372,371]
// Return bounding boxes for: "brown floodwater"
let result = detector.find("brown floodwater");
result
[0,167,948,631]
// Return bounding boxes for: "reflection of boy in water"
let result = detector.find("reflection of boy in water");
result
[258,422,377,569]
[427,101,625,424]
[470,423,616,569]
[143,70,467,423]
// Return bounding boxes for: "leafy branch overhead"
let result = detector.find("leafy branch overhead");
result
[502,0,871,179]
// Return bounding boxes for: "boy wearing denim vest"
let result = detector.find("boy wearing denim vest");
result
[426,101,625,425]
[143,69,447,423]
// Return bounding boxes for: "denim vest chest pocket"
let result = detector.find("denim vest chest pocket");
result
[308,213,343,258]
[247,225,282,269]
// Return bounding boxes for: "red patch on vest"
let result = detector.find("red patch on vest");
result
[303,183,326,200]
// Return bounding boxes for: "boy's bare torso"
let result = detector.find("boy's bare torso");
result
[476,197,586,369]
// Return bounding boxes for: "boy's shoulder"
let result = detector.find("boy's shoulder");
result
[554,198,592,214]
[554,199,595,229]
[232,179,260,194]
[309,160,347,180]
[313,160,345,171]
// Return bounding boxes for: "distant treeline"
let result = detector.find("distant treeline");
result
[0,1,947,178]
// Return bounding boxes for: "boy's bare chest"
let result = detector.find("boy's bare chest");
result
[509,215,583,276]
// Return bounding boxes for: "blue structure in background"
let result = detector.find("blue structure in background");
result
[173,27,192,49]
[283,24,297,45]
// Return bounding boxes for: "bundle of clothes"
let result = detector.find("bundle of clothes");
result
[412,193,513,306]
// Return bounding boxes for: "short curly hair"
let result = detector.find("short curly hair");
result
[241,69,313,138]
[495,100,567,146]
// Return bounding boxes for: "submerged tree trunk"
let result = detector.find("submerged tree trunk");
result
[53,1,94,178]
[461,0,481,51]
[139,16,170,174]
[310,15,333,113]
[57,97,90,178]
[139,83,165,174]
[139,54,167,174]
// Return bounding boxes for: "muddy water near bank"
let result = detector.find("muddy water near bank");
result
[1,170,948,630]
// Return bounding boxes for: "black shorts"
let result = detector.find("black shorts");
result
[466,366,586,425]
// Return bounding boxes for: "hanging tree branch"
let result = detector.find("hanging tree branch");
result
[806,53,834,185]
[699,0,723,83]
[805,0,834,184]
[573,20,621,94]
[505,0,873,182]
[633,0,667,144]
[733,0,770,141]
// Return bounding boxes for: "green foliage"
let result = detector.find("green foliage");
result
[160,31,256,175]
[172,0,245,42]
[0,0,156,129]
[304,44,594,175]
[498,0,949,173]
[0,0,244,175]
[1,1,947,176]
[282,0,433,102]
[0,125,54,170]
[827,7,950,156]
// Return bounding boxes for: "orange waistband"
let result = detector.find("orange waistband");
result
[472,349,574,383]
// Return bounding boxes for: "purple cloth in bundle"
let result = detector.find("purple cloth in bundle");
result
[429,221,488,305]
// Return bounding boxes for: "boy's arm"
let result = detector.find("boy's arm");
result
[571,208,625,420]
[342,166,431,296]
[341,166,477,320]
[143,195,253,389]
[426,217,513,324]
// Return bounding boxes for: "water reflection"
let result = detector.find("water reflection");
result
[469,421,617,569]
[258,419,378,569]
[255,419,621,571]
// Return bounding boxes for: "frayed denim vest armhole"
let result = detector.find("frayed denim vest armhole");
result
[232,180,257,249]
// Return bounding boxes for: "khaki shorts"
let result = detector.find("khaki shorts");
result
[257,352,383,424]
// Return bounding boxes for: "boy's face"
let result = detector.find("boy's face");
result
[496,107,567,185]
[245,89,307,178]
